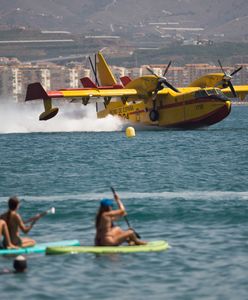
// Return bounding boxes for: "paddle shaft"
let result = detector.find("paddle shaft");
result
[110,187,141,238]
[24,208,53,224]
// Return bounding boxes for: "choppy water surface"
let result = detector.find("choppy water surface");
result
[0,106,247,299]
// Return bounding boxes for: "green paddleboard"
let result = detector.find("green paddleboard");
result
[46,240,169,255]
[0,239,80,255]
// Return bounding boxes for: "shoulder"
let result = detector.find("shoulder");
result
[102,211,113,219]
[12,212,22,222]
[102,211,110,218]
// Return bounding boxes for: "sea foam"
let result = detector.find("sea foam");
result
[0,99,124,134]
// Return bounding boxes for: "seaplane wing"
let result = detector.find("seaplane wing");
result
[188,61,248,100]
[25,82,138,101]
[25,82,146,120]
[221,85,248,100]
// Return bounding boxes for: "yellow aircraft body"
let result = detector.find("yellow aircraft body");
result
[25,52,248,129]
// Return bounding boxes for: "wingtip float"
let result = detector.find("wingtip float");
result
[25,82,59,121]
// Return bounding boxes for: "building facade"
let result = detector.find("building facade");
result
[0,57,247,102]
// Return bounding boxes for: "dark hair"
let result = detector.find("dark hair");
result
[8,196,19,211]
[95,205,111,229]
[6,196,20,227]
[13,256,27,272]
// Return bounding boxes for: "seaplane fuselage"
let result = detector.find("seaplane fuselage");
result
[97,87,231,129]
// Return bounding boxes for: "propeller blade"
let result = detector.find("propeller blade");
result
[230,66,242,77]
[89,56,99,86]
[146,66,159,78]
[164,80,180,93]
[163,61,172,77]
[228,81,237,98]
[218,59,226,75]
[147,64,180,94]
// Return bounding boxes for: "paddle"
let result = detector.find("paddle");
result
[110,187,141,239]
[24,207,56,224]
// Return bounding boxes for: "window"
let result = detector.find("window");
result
[195,90,208,98]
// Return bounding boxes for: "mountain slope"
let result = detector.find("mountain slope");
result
[0,0,248,41]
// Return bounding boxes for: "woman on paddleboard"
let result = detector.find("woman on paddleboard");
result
[0,219,18,249]
[95,193,146,246]
[1,196,39,248]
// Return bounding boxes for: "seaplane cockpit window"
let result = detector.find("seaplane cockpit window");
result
[215,89,229,100]
[195,90,208,98]
[205,89,229,100]
[206,89,218,96]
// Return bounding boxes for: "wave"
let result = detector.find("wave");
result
[0,99,124,134]
[1,190,248,202]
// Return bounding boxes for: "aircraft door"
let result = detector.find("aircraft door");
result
[136,108,140,122]
[183,95,186,122]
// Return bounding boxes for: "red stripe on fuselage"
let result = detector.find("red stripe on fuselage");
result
[160,103,231,128]
[158,97,225,110]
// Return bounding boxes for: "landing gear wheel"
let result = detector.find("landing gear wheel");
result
[149,109,159,122]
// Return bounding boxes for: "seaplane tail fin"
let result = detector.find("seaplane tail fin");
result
[80,77,98,88]
[120,76,132,86]
[25,82,49,101]
[96,52,117,86]
[25,82,59,121]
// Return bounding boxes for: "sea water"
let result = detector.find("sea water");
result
[0,103,247,299]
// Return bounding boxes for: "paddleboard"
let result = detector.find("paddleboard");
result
[46,240,169,255]
[0,239,80,255]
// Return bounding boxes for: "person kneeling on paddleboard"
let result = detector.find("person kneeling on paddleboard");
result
[0,196,39,248]
[95,193,146,246]
[0,219,18,249]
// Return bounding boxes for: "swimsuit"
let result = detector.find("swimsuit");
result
[0,240,4,249]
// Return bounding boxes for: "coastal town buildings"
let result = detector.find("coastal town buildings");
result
[0,57,247,102]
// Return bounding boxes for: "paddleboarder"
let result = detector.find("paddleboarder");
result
[0,196,40,248]
[0,219,18,249]
[95,193,146,246]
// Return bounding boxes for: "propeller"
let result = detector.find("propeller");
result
[146,62,180,100]
[146,62,179,120]
[216,60,242,98]
[88,55,100,86]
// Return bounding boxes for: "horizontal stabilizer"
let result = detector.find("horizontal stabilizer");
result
[25,82,49,101]
[80,77,98,88]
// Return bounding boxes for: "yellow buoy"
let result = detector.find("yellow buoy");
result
[125,126,135,138]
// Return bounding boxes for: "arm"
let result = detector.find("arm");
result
[104,208,126,219]
[103,193,127,219]
[24,213,42,224]
[16,214,36,234]
[114,193,126,212]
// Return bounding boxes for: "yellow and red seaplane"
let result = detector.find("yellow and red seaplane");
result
[25,53,248,129]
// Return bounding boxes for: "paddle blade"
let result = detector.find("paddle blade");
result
[47,207,56,214]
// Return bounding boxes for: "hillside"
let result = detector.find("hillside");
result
[0,0,248,42]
